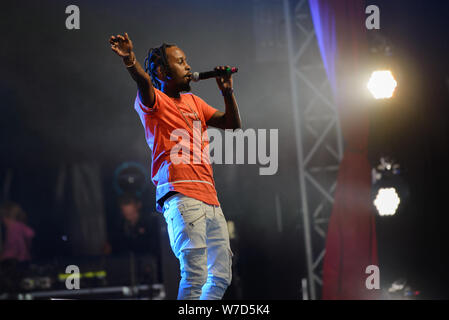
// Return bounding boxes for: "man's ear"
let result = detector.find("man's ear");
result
[156,65,172,81]
[155,65,165,82]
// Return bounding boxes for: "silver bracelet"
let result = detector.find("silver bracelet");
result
[125,56,136,68]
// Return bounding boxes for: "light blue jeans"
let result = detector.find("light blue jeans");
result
[163,193,233,300]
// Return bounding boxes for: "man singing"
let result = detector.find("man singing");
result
[109,33,241,300]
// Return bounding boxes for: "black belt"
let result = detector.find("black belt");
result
[158,191,179,208]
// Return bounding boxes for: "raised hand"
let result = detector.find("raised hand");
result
[109,32,133,58]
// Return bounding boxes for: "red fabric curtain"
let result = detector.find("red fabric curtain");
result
[308,0,380,299]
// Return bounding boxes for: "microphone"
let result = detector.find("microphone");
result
[192,67,238,82]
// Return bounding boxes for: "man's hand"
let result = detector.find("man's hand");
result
[207,65,241,130]
[110,33,134,60]
[215,65,233,92]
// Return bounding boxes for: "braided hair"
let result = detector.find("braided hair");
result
[144,43,176,90]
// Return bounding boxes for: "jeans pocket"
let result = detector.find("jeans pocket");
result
[179,202,205,227]
[171,201,207,252]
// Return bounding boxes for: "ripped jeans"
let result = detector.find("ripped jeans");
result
[163,193,233,300]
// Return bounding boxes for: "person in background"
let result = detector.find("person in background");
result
[0,201,35,263]
[0,201,35,295]
[103,193,162,284]
[103,194,160,256]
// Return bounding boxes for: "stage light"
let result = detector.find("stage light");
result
[367,70,397,99]
[113,162,149,196]
[371,157,409,217]
[373,188,400,216]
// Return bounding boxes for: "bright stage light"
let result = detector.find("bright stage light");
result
[372,157,408,217]
[373,187,401,216]
[367,70,397,99]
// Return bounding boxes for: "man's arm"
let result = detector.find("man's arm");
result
[109,33,155,107]
[207,92,242,130]
[206,66,242,130]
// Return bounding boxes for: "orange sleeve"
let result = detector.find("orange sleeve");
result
[193,95,218,122]
[135,88,161,114]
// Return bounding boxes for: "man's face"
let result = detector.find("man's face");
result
[120,203,140,223]
[164,46,192,92]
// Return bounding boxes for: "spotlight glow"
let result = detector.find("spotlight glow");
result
[374,187,401,216]
[367,70,397,99]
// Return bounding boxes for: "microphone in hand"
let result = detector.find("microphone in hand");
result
[192,67,238,82]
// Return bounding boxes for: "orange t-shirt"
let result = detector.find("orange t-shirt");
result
[134,88,219,212]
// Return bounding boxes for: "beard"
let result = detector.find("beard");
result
[179,81,191,92]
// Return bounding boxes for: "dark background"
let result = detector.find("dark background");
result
[368,0,449,299]
[0,0,448,299]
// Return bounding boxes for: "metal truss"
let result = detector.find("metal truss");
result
[283,0,343,300]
